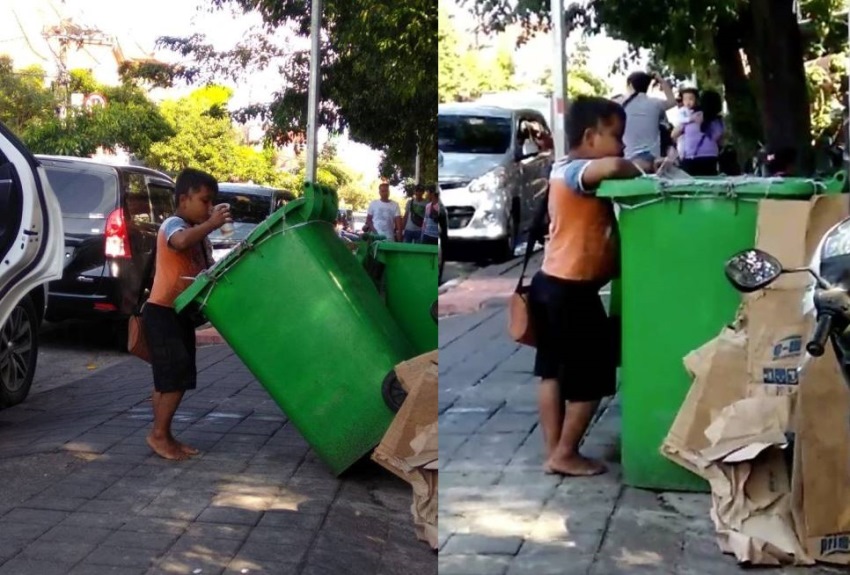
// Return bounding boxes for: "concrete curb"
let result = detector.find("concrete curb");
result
[438,249,544,317]
[195,325,225,346]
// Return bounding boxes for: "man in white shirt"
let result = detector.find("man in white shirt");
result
[366,183,402,241]
[616,71,678,161]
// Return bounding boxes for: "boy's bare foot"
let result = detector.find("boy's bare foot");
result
[146,435,188,461]
[164,432,199,456]
[544,454,607,477]
[176,441,200,456]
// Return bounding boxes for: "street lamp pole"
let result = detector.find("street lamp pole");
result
[551,0,568,158]
[305,0,322,184]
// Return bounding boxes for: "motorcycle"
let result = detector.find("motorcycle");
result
[724,217,850,384]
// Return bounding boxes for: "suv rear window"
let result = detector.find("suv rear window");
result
[43,165,118,218]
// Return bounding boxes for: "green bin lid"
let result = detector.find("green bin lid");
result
[597,174,844,200]
[175,182,338,313]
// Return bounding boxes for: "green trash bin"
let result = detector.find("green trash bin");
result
[598,174,843,492]
[372,242,438,355]
[174,183,417,475]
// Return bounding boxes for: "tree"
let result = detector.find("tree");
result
[21,68,173,158]
[538,41,608,98]
[438,6,519,103]
[145,86,291,187]
[462,0,848,173]
[123,0,436,184]
[0,57,56,138]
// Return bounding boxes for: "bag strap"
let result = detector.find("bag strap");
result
[621,92,639,109]
[134,235,158,314]
[687,133,709,160]
[516,184,550,291]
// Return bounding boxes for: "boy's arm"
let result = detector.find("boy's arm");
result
[168,208,229,251]
[566,158,645,194]
[394,203,403,238]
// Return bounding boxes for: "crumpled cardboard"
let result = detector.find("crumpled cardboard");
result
[372,354,438,550]
[407,422,438,549]
[661,196,850,566]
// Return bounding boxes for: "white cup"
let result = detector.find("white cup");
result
[216,203,234,238]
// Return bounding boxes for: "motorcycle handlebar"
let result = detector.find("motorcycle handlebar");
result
[807,314,834,357]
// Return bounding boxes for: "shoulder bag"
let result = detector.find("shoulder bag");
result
[507,185,550,347]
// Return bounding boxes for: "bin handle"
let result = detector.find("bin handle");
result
[194,219,334,313]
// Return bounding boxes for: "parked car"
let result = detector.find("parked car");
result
[36,156,175,331]
[438,102,553,261]
[0,124,64,406]
[209,182,295,262]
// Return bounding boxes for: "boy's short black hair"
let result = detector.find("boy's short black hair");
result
[174,168,218,204]
[627,71,652,94]
[566,96,626,148]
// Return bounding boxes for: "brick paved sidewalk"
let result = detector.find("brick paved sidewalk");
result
[437,281,843,575]
[0,346,435,575]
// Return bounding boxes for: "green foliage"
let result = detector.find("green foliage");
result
[123,0,436,181]
[538,42,608,98]
[0,58,173,158]
[461,0,848,169]
[145,86,284,187]
[438,7,519,102]
[144,86,361,196]
[0,57,56,137]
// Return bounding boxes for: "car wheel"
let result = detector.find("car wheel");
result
[0,296,38,407]
[494,210,518,263]
[381,369,408,413]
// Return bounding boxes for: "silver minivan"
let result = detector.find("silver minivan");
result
[438,102,553,261]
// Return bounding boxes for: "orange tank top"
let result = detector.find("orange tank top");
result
[541,160,619,283]
[147,218,210,308]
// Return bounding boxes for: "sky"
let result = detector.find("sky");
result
[58,0,382,179]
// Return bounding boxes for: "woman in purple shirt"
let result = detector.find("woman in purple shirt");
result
[672,90,724,176]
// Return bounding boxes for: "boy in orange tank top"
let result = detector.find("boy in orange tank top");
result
[143,168,231,460]
[529,96,652,477]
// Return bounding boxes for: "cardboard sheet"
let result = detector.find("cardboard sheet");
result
[661,196,850,566]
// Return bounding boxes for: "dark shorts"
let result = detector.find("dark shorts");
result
[142,303,197,393]
[528,272,617,402]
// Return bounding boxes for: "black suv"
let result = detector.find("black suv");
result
[36,156,175,326]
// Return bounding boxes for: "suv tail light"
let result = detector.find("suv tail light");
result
[105,208,132,258]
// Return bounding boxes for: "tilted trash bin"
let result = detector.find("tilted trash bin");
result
[175,183,417,475]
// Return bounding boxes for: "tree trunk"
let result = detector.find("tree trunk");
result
[712,14,762,162]
[747,0,813,173]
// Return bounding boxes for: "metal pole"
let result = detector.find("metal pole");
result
[551,0,568,157]
[305,0,322,184]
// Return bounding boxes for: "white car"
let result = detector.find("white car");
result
[0,123,64,406]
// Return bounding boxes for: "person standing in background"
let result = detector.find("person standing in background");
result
[402,184,428,243]
[616,71,678,163]
[365,183,402,241]
[673,90,724,176]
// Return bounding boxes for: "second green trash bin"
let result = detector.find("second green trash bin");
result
[372,242,439,356]
[175,183,417,476]
[598,175,842,492]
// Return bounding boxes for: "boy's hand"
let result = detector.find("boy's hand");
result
[208,203,232,229]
